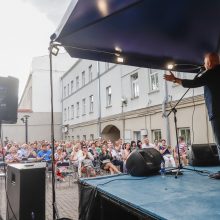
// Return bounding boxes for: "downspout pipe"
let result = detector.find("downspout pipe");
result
[162,71,171,145]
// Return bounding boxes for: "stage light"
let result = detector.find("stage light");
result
[117,57,124,63]
[51,45,59,56]
[115,46,122,53]
[167,63,174,70]
[97,0,108,16]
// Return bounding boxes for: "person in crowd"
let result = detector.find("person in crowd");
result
[55,146,68,181]
[99,145,120,175]
[81,146,96,177]
[137,140,142,149]
[55,146,67,162]
[70,143,83,177]
[164,52,220,177]
[26,144,37,159]
[5,146,21,163]
[131,140,138,151]
[17,144,29,159]
[153,139,160,151]
[0,145,6,162]
[122,142,132,173]
[37,143,52,162]
[32,142,40,154]
[174,136,188,166]
[142,138,154,149]
[88,142,99,158]
[65,142,72,155]
[111,141,123,172]
[95,140,102,154]
[159,139,176,167]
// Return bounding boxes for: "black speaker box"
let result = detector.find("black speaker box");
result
[0,76,19,124]
[126,148,162,176]
[188,144,220,166]
[7,163,46,220]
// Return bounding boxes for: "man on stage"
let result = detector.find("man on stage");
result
[164,52,220,179]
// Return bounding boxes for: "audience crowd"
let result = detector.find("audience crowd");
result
[0,136,188,180]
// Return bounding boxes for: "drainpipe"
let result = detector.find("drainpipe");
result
[162,71,171,145]
[97,61,102,137]
[61,78,64,140]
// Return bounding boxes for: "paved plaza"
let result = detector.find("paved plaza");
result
[0,175,79,220]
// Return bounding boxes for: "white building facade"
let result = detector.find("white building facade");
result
[2,53,75,143]
[61,59,214,146]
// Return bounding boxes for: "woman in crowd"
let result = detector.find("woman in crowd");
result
[5,146,21,163]
[81,146,96,177]
[70,143,83,177]
[159,139,176,167]
[137,140,142,149]
[55,146,68,181]
[26,144,37,159]
[122,142,132,173]
[99,145,120,175]
[131,140,138,151]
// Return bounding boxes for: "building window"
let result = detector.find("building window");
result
[149,69,159,91]
[76,102,80,117]
[83,135,86,140]
[64,86,66,98]
[89,95,94,113]
[133,131,141,141]
[77,135,80,141]
[152,129,162,142]
[82,98,86,115]
[67,84,70,96]
[105,62,109,71]
[89,65,92,82]
[71,80,74,93]
[72,136,74,140]
[90,134,94,140]
[67,107,70,120]
[64,108,67,121]
[178,127,191,145]
[82,71,86,86]
[71,105,74,119]
[131,73,139,98]
[76,76,79,90]
[106,86,112,107]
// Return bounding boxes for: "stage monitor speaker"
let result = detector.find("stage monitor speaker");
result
[7,163,46,220]
[188,144,220,166]
[0,76,19,124]
[126,148,162,176]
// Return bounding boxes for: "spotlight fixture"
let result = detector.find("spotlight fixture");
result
[51,45,59,56]
[117,57,124,63]
[115,46,122,53]
[167,63,174,70]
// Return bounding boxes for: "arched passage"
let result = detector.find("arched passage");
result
[101,125,120,142]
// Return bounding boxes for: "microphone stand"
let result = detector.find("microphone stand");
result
[165,68,205,178]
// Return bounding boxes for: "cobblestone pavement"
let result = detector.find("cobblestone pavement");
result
[0,175,79,220]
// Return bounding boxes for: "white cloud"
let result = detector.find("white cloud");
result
[0,0,71,98]
[22,0,71,25]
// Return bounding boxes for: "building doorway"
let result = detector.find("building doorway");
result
[102,125,120,142]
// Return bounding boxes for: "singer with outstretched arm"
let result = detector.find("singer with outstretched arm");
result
[164,52,220,179]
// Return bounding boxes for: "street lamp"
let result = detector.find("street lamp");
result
[21,115,30,144]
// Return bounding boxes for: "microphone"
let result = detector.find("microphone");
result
[193,66,206,79]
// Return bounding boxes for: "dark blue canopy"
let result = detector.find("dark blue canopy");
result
[53,0,220,72]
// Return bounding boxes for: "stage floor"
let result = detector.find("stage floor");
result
[80,166,220,220]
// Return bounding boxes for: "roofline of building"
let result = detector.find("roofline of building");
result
[61,58,81,79]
